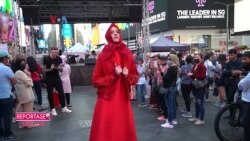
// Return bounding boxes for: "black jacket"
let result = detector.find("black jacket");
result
[163,66,178,88]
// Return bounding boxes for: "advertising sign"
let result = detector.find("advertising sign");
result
[41,24,60,49]
[0,0,14,16]
[0,14,15,43]
[142,0,168,32]
[234,0,250,33]
[62,24,73,49]
[168,0,234,29]
[74,23,92,49]
[121,0,169,39]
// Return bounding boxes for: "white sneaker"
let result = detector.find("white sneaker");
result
[62,107,72,113]
[194,120,205,125]
[165,120,177,125]
[51,108,57,116]
[161,122,174,128]
[189,118,198,122]
[181,112,193,118]
[172,120,178,125]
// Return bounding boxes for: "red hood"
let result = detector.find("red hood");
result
[105,23,123,45]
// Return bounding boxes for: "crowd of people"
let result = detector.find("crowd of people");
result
[132,48,250,140]
[0,47,73,140]
[0,23,250,141]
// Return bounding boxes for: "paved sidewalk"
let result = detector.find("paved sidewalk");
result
[14,86,221,141]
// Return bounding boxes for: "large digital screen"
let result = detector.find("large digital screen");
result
[121,0,168,39]
[168,0,234,29]
[41,24,60,49]
[62,24,73,49]
[0,0,14,16]
[234,0,250,33]
[0,14,15,43]
[144,0,168,32]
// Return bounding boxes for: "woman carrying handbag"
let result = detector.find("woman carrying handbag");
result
[161,54,180,129]
[187,54,207,125]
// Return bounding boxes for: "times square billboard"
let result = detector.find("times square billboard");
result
[122,0,234,39]
[167,0,234,29]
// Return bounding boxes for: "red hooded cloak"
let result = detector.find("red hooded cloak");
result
[89,23,139,141]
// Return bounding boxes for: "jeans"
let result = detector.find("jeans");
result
[243,102,250,141]
[0,96,14,137]
[65,93,70,105]
[137,84,146,104]
[33,80,42,105]
[46,78,66,109]
[205,76,213,99]
[156,88,168,118]
[194,91,205,120]
[164,87,177,124]
[181,84,192,112]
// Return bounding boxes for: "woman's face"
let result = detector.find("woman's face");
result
[137,60,143,65]
[110,26,120,43]
[194,55,202,64]
[161,60,167,65]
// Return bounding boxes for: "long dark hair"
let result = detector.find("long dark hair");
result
[217,54,227,70]
[26,56,37,72]
[13,59,26,72]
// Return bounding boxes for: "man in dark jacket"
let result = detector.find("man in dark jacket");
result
[223,49,242,104]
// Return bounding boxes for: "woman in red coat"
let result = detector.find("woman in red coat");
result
[89,24,139,141]
[187,54,207,125]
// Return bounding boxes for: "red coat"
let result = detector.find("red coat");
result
[192,63,206,80]
[89,24,139,141]
[192,63,207,91]
[30,64,42,81]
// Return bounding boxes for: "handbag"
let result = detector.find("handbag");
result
[159,86,170,95]
[159,80,175,95]
[192,79,208,89]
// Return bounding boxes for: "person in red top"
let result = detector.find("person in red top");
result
[89,24,139,141]
[26,56,44,110]
[187,54,207,125]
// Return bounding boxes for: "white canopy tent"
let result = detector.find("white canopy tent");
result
[68,42,89,53]
[65,43,90,62]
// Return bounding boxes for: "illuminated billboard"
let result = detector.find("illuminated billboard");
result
[62,24,73,49]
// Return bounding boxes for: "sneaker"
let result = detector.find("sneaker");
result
[172,120,178,125]
[157,116,166,121]
[67,105,72,108]
[189,118,198,122]
[215,102,225,108]
[181,112,193,118]
[205,99,211,103]
[62,107,72,113]
[194,120,205,125]
[138,103,147,107]
[165,120,178,125]
[145,94,150,99]
[38,105,46,111]
[180,109,187,113]
[161,122,174,128]
[149,105,157,110]
[51,108,57,116]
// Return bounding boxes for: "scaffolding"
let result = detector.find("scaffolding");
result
[141,0,150,60]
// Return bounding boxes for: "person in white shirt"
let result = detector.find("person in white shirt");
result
[136,57,146,107]
[204,53,216,101]
[238,52,250,141]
